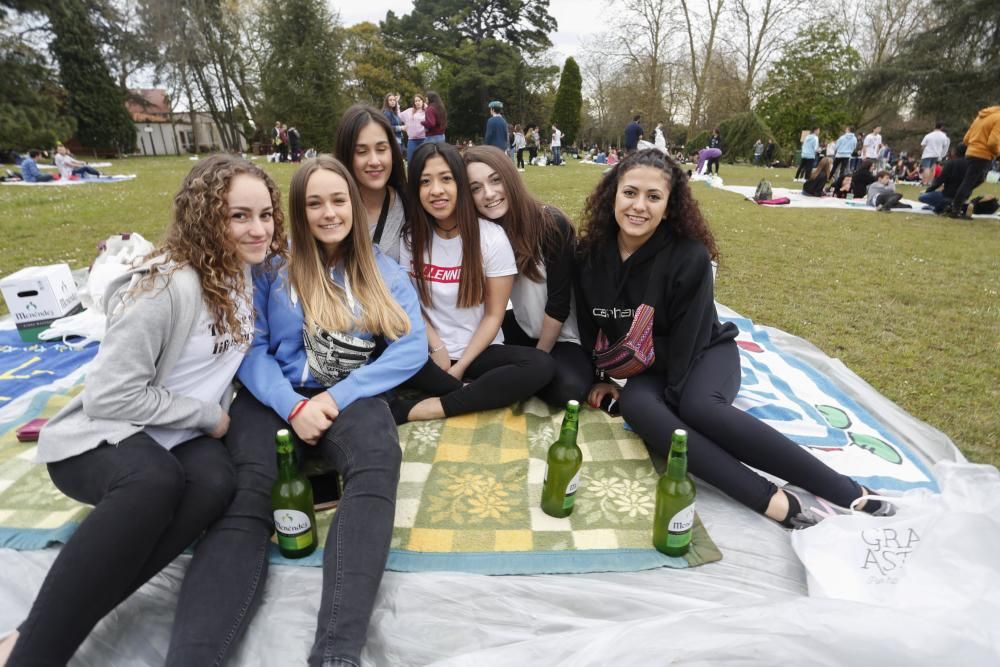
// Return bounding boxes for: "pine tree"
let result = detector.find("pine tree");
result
[550,57,582,146]
[47,0,135,153]
[0,36,76,148]
[260,0,344,153]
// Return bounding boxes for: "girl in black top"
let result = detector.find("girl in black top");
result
[463,145,591,406]
[802,157,833,197]
[574,149,890,527]
[850,159,877,199]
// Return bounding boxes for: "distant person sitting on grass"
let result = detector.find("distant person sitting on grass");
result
[802,157,833,197]
[19,150,55,183]
[866,170,905,212]
[903,161,922,182]
[919,143,967,214]
[54,145,101,180]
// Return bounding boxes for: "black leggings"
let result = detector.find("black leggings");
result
[405,344,555,416]
[619,341,863,514]
[707,156,720,174]
[501,310,592,407]
[11,433,234,666]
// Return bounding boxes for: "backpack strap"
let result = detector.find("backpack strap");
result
[372,189,391,245]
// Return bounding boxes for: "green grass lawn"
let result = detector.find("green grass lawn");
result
[2,155,998,466]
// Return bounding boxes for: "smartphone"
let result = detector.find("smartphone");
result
[15,418,48,442]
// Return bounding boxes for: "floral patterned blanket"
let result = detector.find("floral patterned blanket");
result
[0,384,720,574]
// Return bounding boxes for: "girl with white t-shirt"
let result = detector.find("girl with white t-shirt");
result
[394,142,555,423]
[1,155,285,666]
[335,104,409,262]
[463,146,591,407]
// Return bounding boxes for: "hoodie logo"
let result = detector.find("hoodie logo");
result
[592,306,634,320]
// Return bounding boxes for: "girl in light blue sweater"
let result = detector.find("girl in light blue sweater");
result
[168,156,426,667]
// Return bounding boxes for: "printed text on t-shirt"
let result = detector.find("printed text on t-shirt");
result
[421,263,462,283]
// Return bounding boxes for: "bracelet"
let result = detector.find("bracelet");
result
[287,399,309,422]
[430,344,446,354]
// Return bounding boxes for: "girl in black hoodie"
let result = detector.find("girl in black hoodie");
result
[573,149,890,528]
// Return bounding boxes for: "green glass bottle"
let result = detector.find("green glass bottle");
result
[653,429,696,557]
[541,400,583,518]
[272,429,317,558]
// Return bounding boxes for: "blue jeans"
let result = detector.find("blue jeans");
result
[423,134,445,144]
[918,191,950,213]
[169,388,401,667]
[551,146,561,165]
[11,433,234,666]
[406,138,424,162]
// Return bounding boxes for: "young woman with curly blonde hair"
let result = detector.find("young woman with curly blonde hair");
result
[1,154,286,666]
[167,155,426,666]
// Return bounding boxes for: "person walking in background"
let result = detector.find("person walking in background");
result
[287,127,301,163]
[945,106,1000,219]
[422,91,447,144]
[513,124,527,170]
[550,123,563,166]
[272,121,282,160]
[279,124,290,163]
[920,122,950,186]
[830,126,857,182]
[624,115,643,154]
[752,139,764,166]
[795,128,819,180]
[400,94,427,162]
[862,126,882,163]
[382,93,404,147]
[763,139,776,168]
[484,100,509,152]
[526,125,540,165]
[654,122,667,152]
[707,128,723,175]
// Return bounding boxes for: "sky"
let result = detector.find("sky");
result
[334,0,614,63]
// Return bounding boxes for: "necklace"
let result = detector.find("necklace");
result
[435,221,459,233]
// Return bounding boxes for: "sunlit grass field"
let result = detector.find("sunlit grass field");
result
[2,155,998,466]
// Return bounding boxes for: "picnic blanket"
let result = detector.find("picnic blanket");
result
[1,175,136,186]
[0,305,943,576]
[717,184,1000,218]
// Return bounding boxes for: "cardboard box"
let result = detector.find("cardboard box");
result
[1,263,82,342]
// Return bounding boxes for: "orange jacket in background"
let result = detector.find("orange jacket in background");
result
[963,106,1000,160]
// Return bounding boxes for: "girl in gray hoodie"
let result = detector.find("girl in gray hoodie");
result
[1,155,287,666]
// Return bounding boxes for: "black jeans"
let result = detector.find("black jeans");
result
[516,148,526,168]
[795,158,814,180]
[405,344,555,416]
[619,341,863,514]
[168,389,400,667]
[11,433,234,666]
[950,156,992,212]
[831,157,851,182]
[501,310,592,407]
[707,156,720,174]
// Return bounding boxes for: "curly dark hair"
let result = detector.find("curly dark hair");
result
[577,148,719,263]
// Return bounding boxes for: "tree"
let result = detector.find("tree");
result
[859,0,1000,133]
[382,0,558,139]
[613,0,675,129]
[550,57,582,145]
[260,0,344,152]
[680,0,726,135]
[0,34,75,148]
[755,28,861,151]
[342,22,423,109]
[48,0,135,153]
[724,0,805,110]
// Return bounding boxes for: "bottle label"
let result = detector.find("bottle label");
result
[666,503,695,548]
[563,469,581,509]
[274,509,314,550]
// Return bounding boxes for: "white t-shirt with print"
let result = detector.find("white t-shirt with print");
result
[399,219,516,359]
[551,129,562,148]
[862,133,881,159]
[145,289,253,449]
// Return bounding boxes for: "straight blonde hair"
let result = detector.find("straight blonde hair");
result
[287,156,409,339]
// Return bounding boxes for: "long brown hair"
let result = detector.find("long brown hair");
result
[404,142,484,308]
[148,153,287,343]
[463,145,569,282]
[334,104,411,222]
[811,156,833,181]
[425,91,447,131]
[578,148,719,262]
[287,156,409,339]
